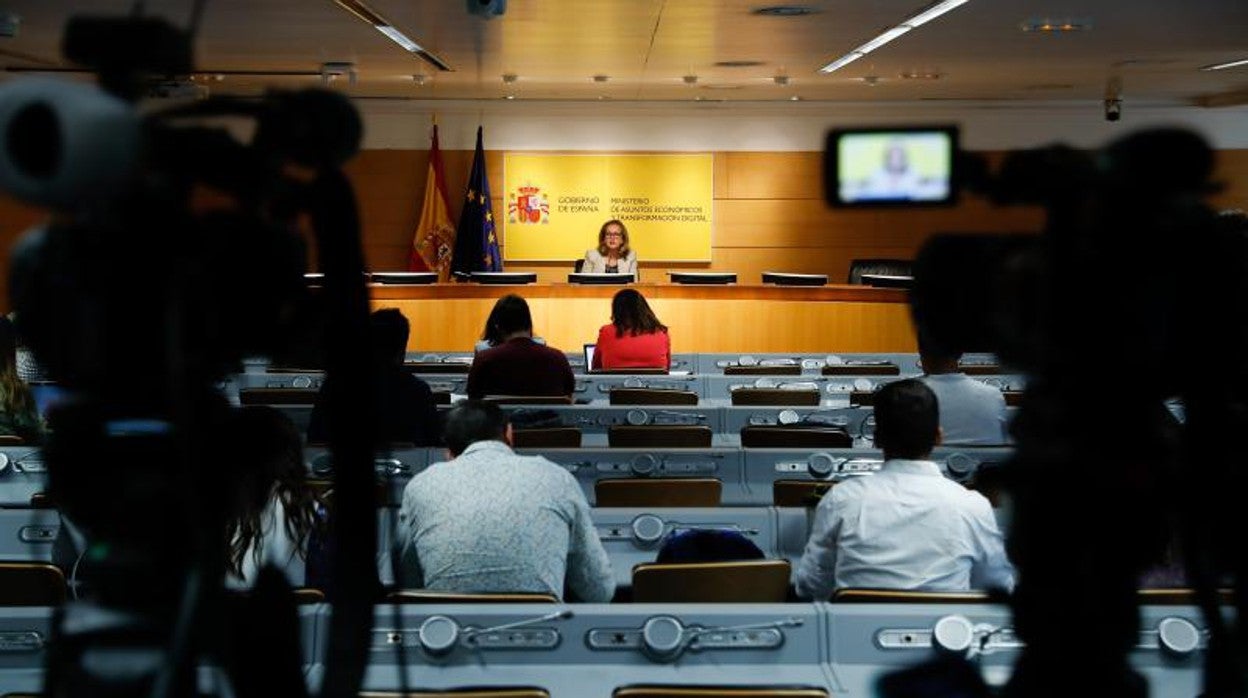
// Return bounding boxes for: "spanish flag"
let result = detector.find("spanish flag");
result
[409,124,456,279]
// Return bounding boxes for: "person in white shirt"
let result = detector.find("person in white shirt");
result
[919,346,1008,445]
[795,379,1014,600]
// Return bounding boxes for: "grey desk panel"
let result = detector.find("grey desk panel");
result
[0,509,57,562]
[697,352,923,375]
[505,406,723,435]
[521,448,745,505]
[744,447,1014,502]
[308,603,829,698]
[825,603,1207,696]
[590,507,778,588]
[704,375,912,403]
[722,407,872,440]
[572,374,707,402]
[0,448,49,507]
[237,372,324,390]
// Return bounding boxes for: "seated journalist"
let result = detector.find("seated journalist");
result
[795,379,1014,599]
[396,400,615,601]
[592,288,670,370]
[918,340,1008,446]
[581,219,638,274]
[308,308,440,446]
[466,295,574,399]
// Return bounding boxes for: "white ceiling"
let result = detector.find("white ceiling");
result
[3,0,1248,105]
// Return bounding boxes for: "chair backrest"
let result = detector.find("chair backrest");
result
[431,390,452,406]
[730,388,820,407]
[238,388,317,406]
[403,362,471,374]
[0,435,26,446]
[609,388,698,406]
[1137,588,1236,605]
[739,426,852,448]
[959,364,1001,375]
[386,590,558,604]
[772,480,835,507]
[0,562,67,606]
[512,427,582,448]
[847,258,912,285]
[632,559,791,602]
[615,689,827,698]
[574,258,585,273]
[724,365,802,376]
[607,425,713,448]
[363,690,550,698]
[1003,391,1023,407]
[830,589,993,603]
[822,364,900,376]
[595,478,722,507]
[483,395,574,406]
[29,492,53,509]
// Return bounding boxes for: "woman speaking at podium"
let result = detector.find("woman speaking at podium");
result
[582,219,638,274]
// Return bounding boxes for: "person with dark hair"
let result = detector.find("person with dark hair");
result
[591,288,670,370]
[918,341,1008,445]
[396,400,614,601]
[466,295,574,399]
[308,308,440,446]
[794,379,1013,599]
[226,406,322,588]
[0,317,44,443]
[581,219,638,274]
[474,294,547,352]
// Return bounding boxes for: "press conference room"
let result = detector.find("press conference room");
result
[0,1,1246,696]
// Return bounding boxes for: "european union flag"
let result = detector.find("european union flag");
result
[451,126,502,275]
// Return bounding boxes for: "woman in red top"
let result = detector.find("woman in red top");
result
[592,289,670,370]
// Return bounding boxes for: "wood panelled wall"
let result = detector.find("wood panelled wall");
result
[2,149,1247,310]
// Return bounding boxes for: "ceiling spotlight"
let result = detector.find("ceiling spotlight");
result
[899,69,943,80]
[412,74,428,85]
[1019,17,1093,33]
[502,73,518,83]
[789,95,801,101]
[683,74,699,85]
[773,74,790,85]
[504,93,516,100]
[592,74,610,83]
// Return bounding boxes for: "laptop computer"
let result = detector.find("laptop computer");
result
[583,344,596,371]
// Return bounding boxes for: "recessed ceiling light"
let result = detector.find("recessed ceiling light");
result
[502,73,518,83]
[592,74,610,83]
[682,74,699,85]
[899,70,943,80]
[752,5,820,16]
[504,94,516,100]
[773,74,790,85]
[1201,57,1248,71]
[1019,18,1093,33]
[789,95,801,101]
[412,74,428,85]
[715,60,765,68]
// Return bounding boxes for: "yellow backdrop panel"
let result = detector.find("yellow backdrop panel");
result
[502,153,714,262]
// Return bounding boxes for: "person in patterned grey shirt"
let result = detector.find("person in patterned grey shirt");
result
[397,400,615,601]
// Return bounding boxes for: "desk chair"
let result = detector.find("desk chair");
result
[610,388,698,406]
[730,388,820,407]
[724,365,802,376]
[632,559,791,602]
[239,388,317,406]
[512,427,582,448]
[616,690,827,698]
[386,590,558,604]
[848,391,875,407]
[0,436,26,446]
[739,426,852,448]
[483,395,574,406]
[608,425,713,448]
[0,562,67,606]
[363,691,549,698]
[29,493,53,509]
[595,478,722,507]
[773,480,835,507]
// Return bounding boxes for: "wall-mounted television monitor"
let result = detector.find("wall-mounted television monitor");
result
[825,126,959,207]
